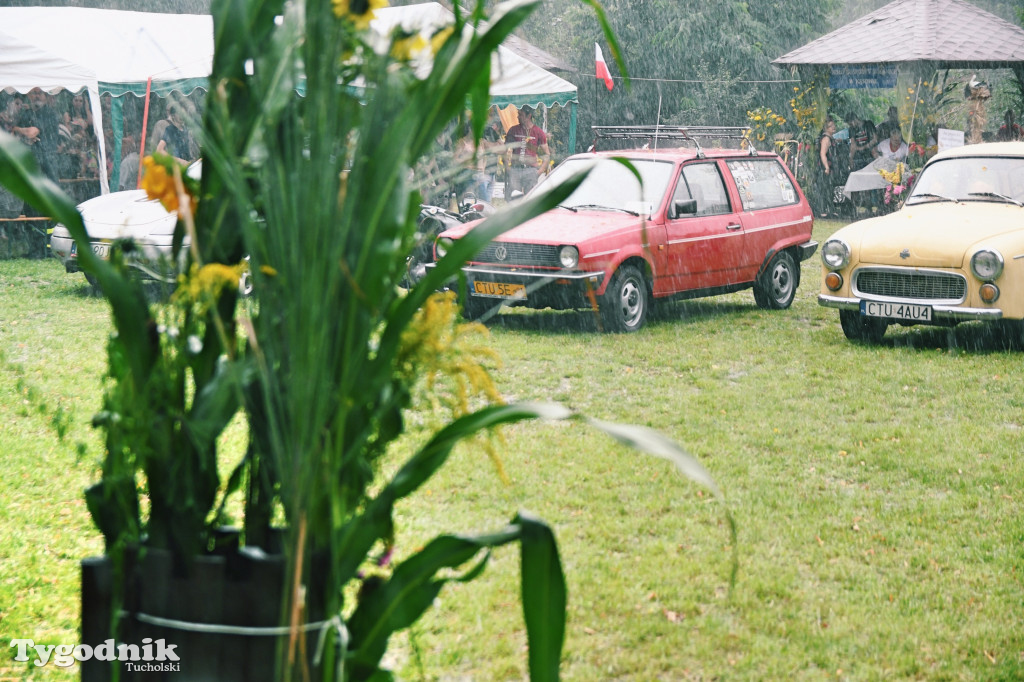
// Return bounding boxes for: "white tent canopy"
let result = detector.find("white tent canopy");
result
[371,3,578,109]
[1,4,580,192]
[0,7,213,97]
[371,3,579,149]
[0,29,107,193]
[0,8,213,194]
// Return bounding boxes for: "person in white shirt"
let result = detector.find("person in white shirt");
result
[873,127,908,162]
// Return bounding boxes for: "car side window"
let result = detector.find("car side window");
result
[726,159,799,211]
[678,163,730,216]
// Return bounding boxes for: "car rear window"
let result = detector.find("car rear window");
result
[726,159,799,211]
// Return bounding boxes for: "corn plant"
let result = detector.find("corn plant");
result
[0,0,732,679]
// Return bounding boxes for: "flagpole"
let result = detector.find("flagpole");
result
[654,83,662,151]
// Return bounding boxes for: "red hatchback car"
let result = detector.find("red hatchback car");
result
[436,126,817,331]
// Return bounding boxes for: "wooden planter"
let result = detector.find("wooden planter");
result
[81,533,330,682]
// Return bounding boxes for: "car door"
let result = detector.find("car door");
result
[726,158,806,282]
[657,161,746,294]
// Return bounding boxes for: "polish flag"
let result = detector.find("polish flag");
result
[595,43,614,91]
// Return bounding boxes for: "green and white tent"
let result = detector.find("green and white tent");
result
[0,7,213,194]
[371,3,580,150]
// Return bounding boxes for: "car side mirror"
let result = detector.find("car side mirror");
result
[671,199,698,218]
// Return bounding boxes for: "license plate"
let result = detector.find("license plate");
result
[91,242,111,259]
[473,280,526,300]
[861,300,932,322]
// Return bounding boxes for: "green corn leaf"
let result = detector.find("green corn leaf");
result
[346,517,564,681]
[0,133,157,389]
[183,356,251,455]
[346,533,512,673]
[585,418,721,498]
[517,510,566,682]
[332,403,569,584]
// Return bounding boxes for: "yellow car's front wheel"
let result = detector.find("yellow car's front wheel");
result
[839,309,888,343]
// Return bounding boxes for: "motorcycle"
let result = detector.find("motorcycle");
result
[404,191,495,287]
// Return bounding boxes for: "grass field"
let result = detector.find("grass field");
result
[1,219,1022,680]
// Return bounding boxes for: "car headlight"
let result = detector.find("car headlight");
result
[820,238,850,271]
[559,245,579,269]
[435,237,454,259]
[970,249,1003,281]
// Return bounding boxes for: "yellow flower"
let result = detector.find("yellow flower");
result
[397,291,505,477]
[260,265,277,277]
[173,262,244,310]
[391,33,427,61]
[430,26,454,54]
[141,155,197,215]
[332,0,388,29]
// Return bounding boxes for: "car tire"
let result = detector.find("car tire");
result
[839,309,888,343]
[84,271,101,292]
[753,251,797,310]
[461,296,491,322]
[600,264,648,332]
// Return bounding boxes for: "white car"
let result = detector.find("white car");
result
[50,162,199,286]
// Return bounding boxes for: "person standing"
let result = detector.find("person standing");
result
[814,116,837,218]
[845,111,876,172]
[875,105,900,143]
[997,109,1022,141]
[504,105,549,201]
[474,109,504,202]
[15,88,61,183]
[156,102,196,164]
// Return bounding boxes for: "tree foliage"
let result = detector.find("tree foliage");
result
[515,0,842,145]
[502,0,1023,152]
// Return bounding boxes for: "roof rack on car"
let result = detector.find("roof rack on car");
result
[591,125,757,158]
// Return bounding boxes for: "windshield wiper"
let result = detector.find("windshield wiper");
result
[909,193,959,204]
[556,204,578,212]
[967,192,1023,207]
[569,203,639,216]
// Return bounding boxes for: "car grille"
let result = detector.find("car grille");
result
[853,268,966,303]
[473,242,560,267]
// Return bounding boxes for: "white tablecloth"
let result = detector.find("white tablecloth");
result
[843,157,900,198]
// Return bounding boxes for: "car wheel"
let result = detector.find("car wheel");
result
[753,251,797,310]
[839,309,888,343]
[461,296,491,322]
[84,271,101,292]
[600,264,648,332]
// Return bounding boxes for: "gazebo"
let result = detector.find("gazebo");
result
[774,0,1024,74]
[774,0,1024,140]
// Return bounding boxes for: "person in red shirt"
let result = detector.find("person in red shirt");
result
[997,109,1022,141]
[504,105,550,201]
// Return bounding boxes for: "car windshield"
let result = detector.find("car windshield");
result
[906,155,1024,206]
[534,157,675,216]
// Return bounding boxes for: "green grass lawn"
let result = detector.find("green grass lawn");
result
[2,219,1023,680]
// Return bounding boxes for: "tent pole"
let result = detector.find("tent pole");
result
[137,77,153,188]
[569,100,577,155]
[908,76,922,143]
[110,96,123,191]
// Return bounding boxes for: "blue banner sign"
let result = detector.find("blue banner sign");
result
[830,64,897,89]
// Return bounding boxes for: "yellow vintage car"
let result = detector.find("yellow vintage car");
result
[819,141,1024,342]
